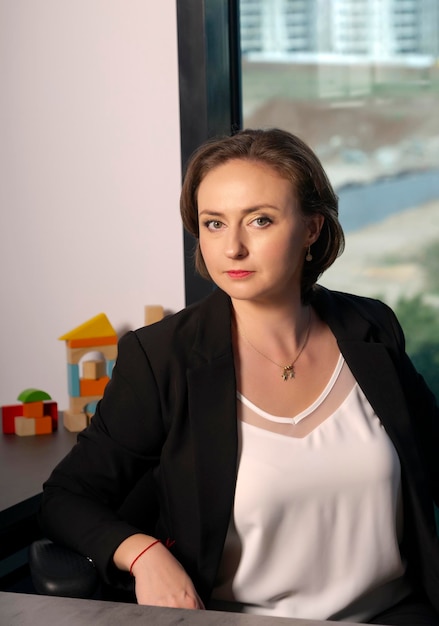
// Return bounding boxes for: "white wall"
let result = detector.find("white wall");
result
[0,1,185,410]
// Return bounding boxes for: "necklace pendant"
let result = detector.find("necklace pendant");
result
[282,364,296,381]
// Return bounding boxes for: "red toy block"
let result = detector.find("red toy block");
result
[43,401,58,431]
[2,404,23,434]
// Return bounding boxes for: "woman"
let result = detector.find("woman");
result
[40,129,439,623]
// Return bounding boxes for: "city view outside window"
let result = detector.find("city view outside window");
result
[239,0,439,400]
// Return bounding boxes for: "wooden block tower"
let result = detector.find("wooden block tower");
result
[1,388,58,436]
[59,313,117,432]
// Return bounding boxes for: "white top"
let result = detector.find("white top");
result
[211,356,412,621]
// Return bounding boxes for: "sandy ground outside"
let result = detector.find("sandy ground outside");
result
[320,199,439,306]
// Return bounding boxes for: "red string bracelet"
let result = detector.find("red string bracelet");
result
[129,539,161,576]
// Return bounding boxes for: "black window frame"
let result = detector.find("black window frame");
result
[177,0,242,305]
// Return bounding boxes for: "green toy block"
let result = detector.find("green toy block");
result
[17,388,52,403]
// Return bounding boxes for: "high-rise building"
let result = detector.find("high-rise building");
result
[240,0,439,63]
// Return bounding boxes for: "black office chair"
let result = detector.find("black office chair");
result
[29,538,99,598]
[30,469,159,600]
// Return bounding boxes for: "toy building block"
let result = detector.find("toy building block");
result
[43,401,58,431]
[63,411,88,433]
[69,394,101,414]
[59,314,118,432]
[35,416,52,435]
[67,363,80,397]
[65,394,101,431]
[59,313,117,347]
[23,401,44,418]
[145,305,164,326]
[2,388,57,435]
[82,359,106,380]
[18,389,52,403]
[67,344,118,366]
[79,377,110,397]
[85,400,98,419]
[2,404,23,434]
[15,416,36,436]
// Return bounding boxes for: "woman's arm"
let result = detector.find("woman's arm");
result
[39,331,168,585]
[114,534,204,608]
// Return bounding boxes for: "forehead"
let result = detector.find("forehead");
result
[198,159,294,199]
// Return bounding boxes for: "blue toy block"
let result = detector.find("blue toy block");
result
[67,363,80,397]
[106,359,115,377]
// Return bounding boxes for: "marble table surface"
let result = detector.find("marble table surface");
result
[0,592,361,626]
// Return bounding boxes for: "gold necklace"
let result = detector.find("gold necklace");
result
[238,308,312,381]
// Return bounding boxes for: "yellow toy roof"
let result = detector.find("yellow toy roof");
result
[59,313,117,341]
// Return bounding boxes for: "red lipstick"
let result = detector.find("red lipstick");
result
[226,270,253,279]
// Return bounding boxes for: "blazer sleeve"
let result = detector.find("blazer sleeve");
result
[39,330,167,585]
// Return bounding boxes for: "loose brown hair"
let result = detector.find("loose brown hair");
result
[180,128,345,302]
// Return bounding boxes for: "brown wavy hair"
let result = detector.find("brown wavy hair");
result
[180,128,344,302]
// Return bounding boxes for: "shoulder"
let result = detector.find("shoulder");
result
[312,285,404,346]
[118,287,232,361]
[313,284,393,315]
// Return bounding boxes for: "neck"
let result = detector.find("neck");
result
[232,296,310,352]
[232,294,305,332]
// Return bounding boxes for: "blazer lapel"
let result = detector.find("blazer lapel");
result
[313,286,426,476]
[186,289,239,585]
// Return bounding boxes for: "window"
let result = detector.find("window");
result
[240,0,439,399]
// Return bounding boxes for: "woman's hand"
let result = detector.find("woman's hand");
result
[132,540,204,609]
[113,534,204,609]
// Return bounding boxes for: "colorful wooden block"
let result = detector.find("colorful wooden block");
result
[35,416,52,435]
[18,389,52,403]
[15,416,36,436]
[2,404,23,434]
[67,363,80,397]
[59,313,117,342]
[43,400,59,430]
[23,401,44,418]
[63,410,88,433]
[69,395,101,413]
[84,400,98,419]
[145,305,164,326]
[82,360,106,380]
[106,359,115,377]
[79,376,110,397]
[67,336,117,349]
[67,344,118,366]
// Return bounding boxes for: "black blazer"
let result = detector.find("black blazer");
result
[40,286,439,608]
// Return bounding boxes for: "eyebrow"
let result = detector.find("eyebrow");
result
[198,205,280,217]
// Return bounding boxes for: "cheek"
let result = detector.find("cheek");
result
[260,232,301,259]
[199,234,215,265]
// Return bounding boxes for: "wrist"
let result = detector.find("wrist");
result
[129,540,161,576]
[113,533,159,572]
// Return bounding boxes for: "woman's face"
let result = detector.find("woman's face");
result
[197,158,322,306]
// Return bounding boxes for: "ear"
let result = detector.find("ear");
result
[306,214,324,245]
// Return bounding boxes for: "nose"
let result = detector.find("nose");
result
[225,226,248,259]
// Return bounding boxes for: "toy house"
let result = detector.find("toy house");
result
[59,313,117,432]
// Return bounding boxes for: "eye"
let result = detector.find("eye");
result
[252,216,272,228]
[204,219,224,231]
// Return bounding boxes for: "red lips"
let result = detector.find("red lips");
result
[226,270,254,279]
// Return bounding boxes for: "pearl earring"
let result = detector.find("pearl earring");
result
[306,245,313,262]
